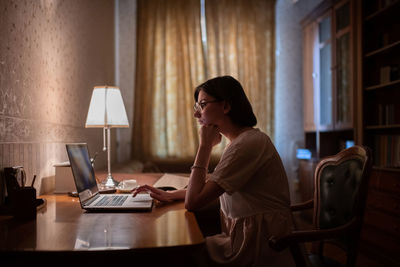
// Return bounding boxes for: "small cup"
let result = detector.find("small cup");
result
[120,179,137,189]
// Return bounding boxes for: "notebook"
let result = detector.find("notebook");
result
[153,173,189,190]
[66,143,153,211]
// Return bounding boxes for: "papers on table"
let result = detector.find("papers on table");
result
[153,173,189,190]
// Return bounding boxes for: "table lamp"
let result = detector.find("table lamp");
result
[85,86,129,188]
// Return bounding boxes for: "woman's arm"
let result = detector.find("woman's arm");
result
[132,185,186,202]
[133,125,224,209]
[185,126,225,211]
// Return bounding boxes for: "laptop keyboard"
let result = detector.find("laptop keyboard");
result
[94,195,128,207]
[85,194,100,206]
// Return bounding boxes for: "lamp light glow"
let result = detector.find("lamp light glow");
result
[85,86,129,128]
[85,86,129,188]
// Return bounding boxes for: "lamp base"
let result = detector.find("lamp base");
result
[101,174,120,188]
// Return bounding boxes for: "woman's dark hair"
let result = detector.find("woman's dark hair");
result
[194,76,257,127]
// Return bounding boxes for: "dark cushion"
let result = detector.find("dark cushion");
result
[308,254,342,267]
[318,159,363,229]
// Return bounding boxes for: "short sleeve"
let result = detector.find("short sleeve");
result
[209,131,271,194]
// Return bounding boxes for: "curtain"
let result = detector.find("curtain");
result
[205,0,276,139]
[133,0,276,161]
[133,0,205,160]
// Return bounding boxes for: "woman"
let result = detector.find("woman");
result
[133,76,295,266]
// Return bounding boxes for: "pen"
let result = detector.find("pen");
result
[31,175,37,187]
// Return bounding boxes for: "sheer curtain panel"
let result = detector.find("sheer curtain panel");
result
[133,0,205,160]
[133,0,276,161]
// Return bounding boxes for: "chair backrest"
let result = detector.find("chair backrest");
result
[313,146,372,230]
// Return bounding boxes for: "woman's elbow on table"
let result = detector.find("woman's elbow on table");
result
[185,182,224,211]
[184,198,201,211]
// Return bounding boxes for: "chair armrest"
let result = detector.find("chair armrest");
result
[291,199,314,211]
[269,217,358,251]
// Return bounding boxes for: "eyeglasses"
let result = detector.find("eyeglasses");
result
[193,100,221,112]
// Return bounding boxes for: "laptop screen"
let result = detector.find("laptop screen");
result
[66,144,99,202]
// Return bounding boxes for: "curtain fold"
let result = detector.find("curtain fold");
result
[205,0,276,139]
[133,0,276,161]
[133,0,205,160]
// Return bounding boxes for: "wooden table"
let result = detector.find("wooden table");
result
[0,173,205,266]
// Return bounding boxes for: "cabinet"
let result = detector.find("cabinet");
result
[300,0,400,263]
[358,0,400,265]
[360,0,400,169]
[301,0,356,207]
[360,168,400,265]
[302,0,356,160]
[298,159,318,221]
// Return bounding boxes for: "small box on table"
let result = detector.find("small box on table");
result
[53,162,75,193]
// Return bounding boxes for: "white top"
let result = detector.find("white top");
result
[206,128,295,267]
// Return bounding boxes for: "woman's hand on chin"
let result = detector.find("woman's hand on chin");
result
[200,124,222,148]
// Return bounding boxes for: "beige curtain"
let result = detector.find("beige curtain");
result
[205,0,276,139]
[133,0,205,160]
[133,0,276,161]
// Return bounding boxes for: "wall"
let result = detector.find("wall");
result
[275,0,323,202]
[0,0,115,195]
[115,0,136,164]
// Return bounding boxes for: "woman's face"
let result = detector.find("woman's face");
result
[194,90,226,126]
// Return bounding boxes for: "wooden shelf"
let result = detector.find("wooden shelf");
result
[366,124,400,130]
[364,0,400,22]
[360,0,400,265]
[318,127,354,133]
[372,166,400,172]
[365,79,400,91]
[364,40,400,58]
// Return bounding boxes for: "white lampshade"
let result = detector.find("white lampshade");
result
[85,86,129,128]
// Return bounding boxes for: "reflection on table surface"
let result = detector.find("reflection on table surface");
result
[0,173,204,252]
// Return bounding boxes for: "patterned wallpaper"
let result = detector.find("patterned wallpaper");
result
[0,0,116,194]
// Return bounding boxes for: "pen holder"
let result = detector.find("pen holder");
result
[12,187,37,220]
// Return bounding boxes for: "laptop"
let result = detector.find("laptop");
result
[66,143,153,211]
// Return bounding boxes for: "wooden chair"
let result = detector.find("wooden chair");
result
[269,145,372,267]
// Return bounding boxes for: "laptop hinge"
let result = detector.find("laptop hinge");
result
[82,192,100,206]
